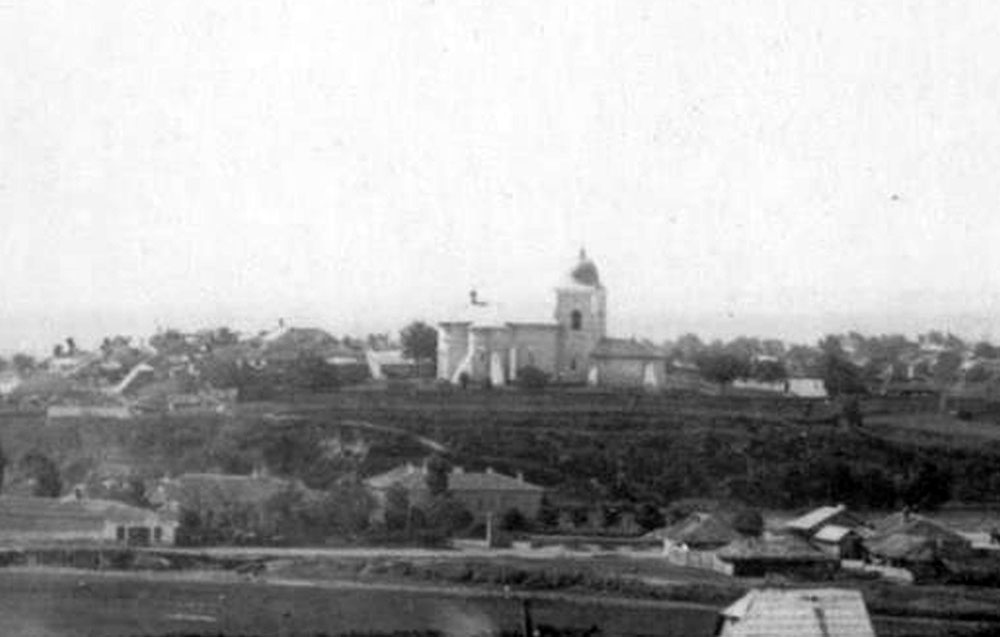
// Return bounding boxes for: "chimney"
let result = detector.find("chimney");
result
[452,466,464,475]
[406,462,415,475]
[516,471,524,482]
[485,466,494,475]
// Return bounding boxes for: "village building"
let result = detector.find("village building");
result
[783,504,868,538]
[437,250,668,388]
[716,534,839,578]
[864,510,972,579]
[717,588,875,637]
[652,512,743,573]
[366,464,545,523]
[0,496,176,546]
[811,525,866,560]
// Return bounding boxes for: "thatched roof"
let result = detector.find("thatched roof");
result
[651,512,742,548]
[718,534,835,563]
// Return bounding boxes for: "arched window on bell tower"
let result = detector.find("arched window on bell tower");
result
[570,310,583,331]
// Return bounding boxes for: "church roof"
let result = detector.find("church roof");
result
[559,249,602,289]
[591,338,668,360]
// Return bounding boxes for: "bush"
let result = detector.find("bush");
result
[517,366,550,391]
[499,508,530,532]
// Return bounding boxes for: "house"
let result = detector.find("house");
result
[366,464,546,523]
[588,338,668,388]
[365,349,420,380]
[655,512,742,551]
[652,512,743,573]
[864,510,972,578]
[716,534,839,578]
[716,588,875,637]
[783,504,867,538]
[812,525,866,560]
[0,496,176,546]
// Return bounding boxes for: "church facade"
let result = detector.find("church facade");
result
[437,251,668,388]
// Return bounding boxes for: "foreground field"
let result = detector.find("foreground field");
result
[0,567,718,637]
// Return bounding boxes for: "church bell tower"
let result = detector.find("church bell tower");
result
[555,249,606,381]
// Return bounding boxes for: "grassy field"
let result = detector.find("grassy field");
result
[0,567,720,637]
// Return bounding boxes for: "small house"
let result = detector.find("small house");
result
[717,534,839,578]
[716,588,875,637]
[366,464,546,523]
[0,496,176,546]
[783,504,867,538]
[812,525,865,560]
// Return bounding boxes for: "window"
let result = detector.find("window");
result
[570,358,577,371]
[154,527,163,542]
[570,310,582,330]
[116,526,125,541]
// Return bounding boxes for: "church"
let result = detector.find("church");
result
[437,250,668,388]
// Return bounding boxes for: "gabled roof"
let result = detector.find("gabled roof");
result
[366,465,545,493]
[654,512,741,547]
[869,511,968,546]
[719,588,875,637]
[866,533,939,562]
[0,496,170,532]
[591,338,668,360]
[718,534,835,563]
[813,524,857,544]
[785,505,865,534]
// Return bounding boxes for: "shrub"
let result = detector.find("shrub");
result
[517,366,550,391]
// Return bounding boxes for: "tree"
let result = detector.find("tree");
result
[753,359,788,383]
[425,496,474,535]
[975,341,1000,360]
[499,507,529,532]
[933,350,964,412]
[424,454,450,496]
[19,451,62,497]
[400,321,438,377]
[819,336,866,397]
[11,353,36,375]
[696,351,751,389]
[635,503,665,532]
[384,484,412,531]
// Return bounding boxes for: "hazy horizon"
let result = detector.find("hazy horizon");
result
[4,1,1000,355]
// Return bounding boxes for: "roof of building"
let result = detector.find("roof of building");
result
[560,249,602,289]
[718,588,875,637]
[653,512,742,547]
[869,511,969,546]
[866,533,939,563]
[813,524,857,543]
[785,505,864,534]
[366,464,545,493]
[718,534,835,563]
[0,496,171,533]
[591,338,668,360]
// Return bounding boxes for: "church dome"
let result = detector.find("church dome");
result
[563,249,601,288]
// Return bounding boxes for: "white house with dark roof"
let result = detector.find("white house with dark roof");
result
[437,250,668,388]
[366,464,546,522]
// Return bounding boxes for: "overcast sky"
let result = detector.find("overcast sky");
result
[3,1,1000,354]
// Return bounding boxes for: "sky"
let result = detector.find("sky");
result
[3,1,1000,354]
